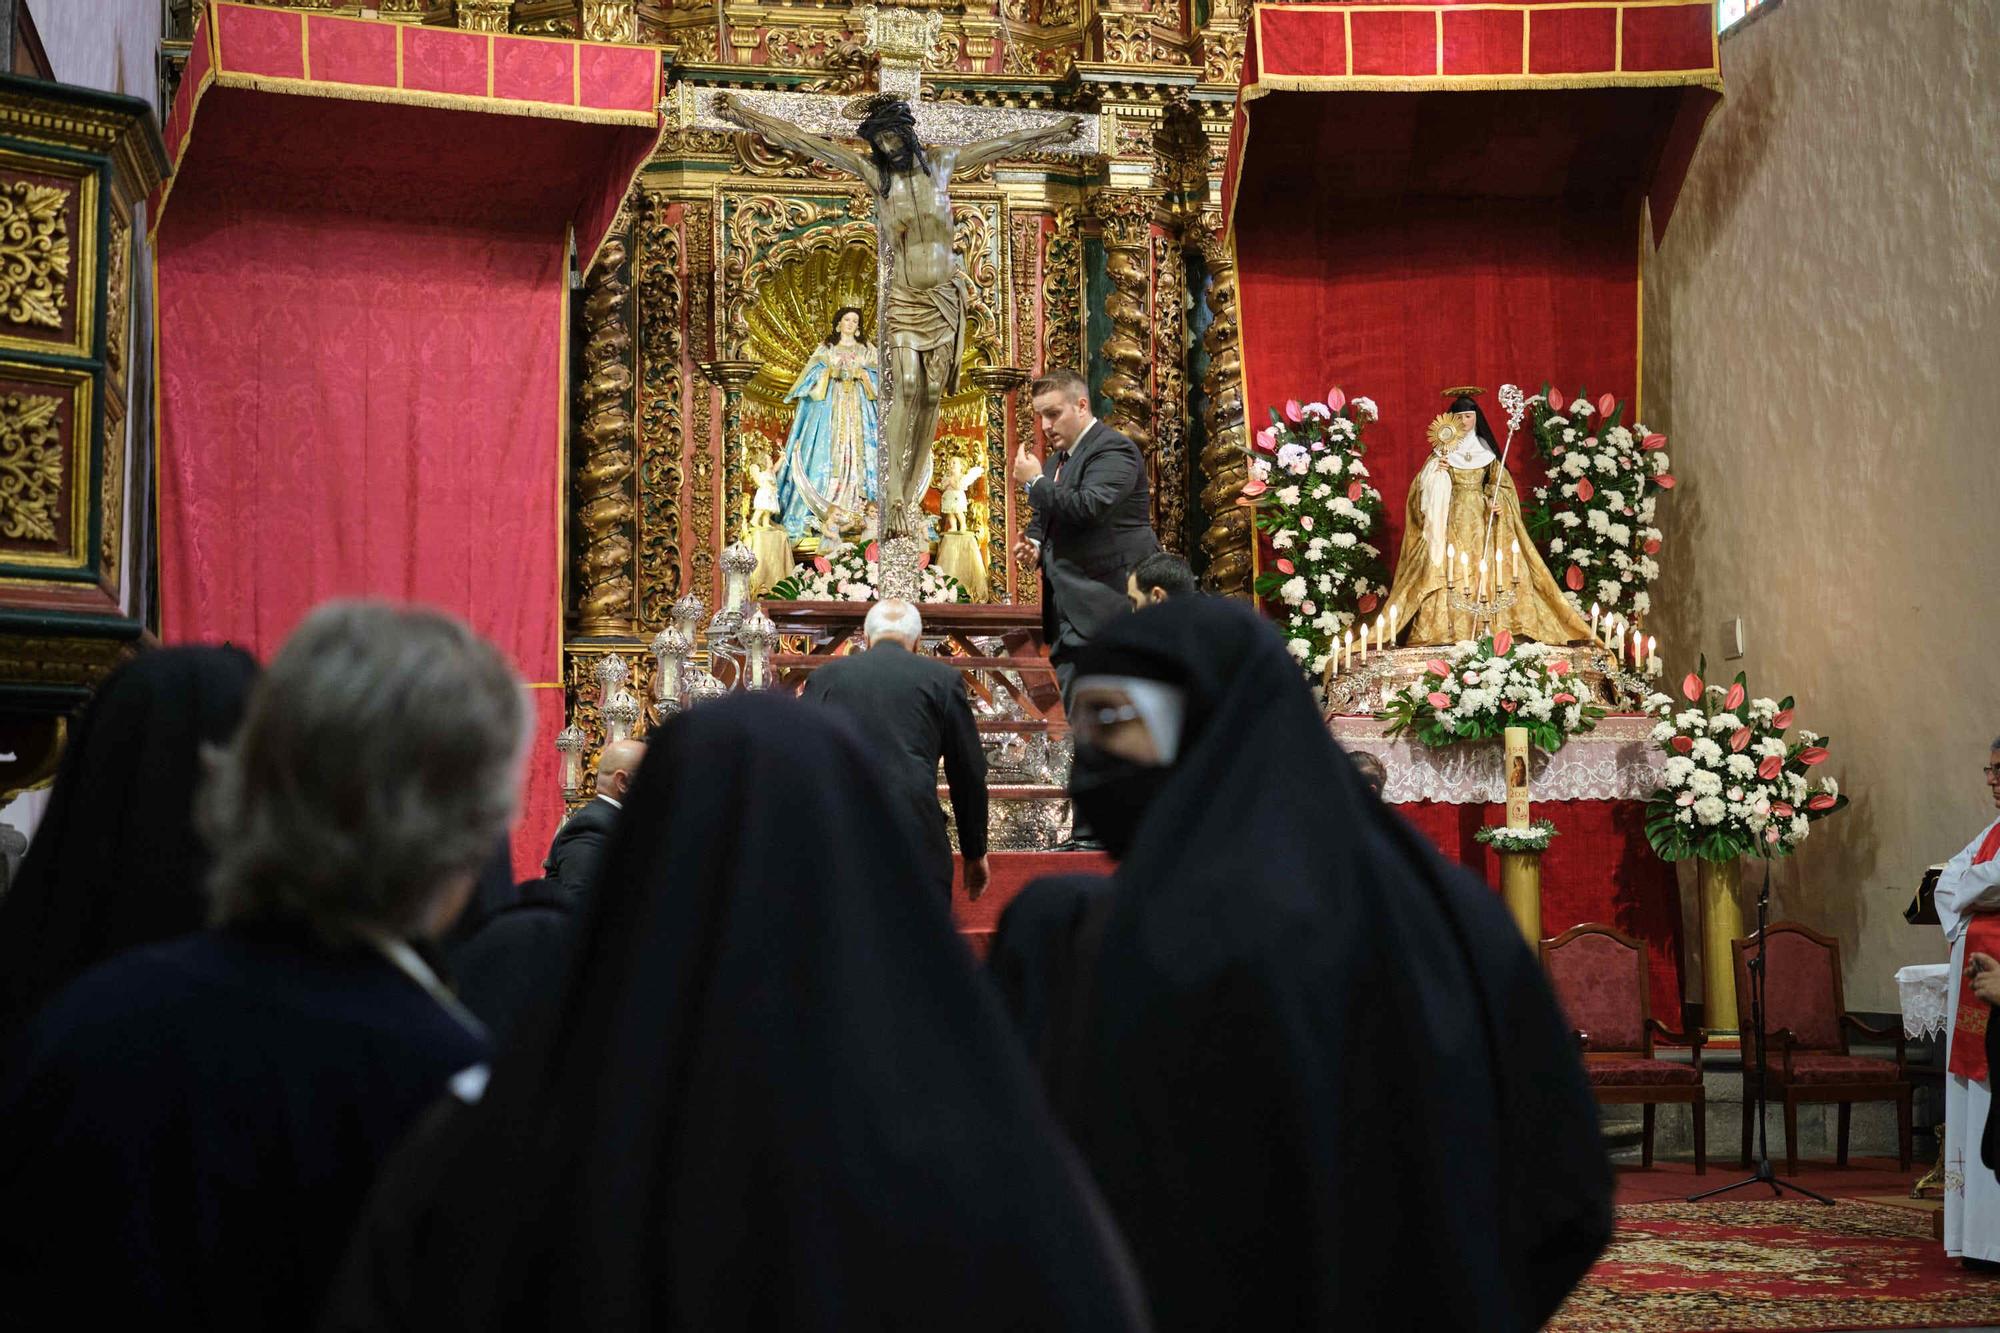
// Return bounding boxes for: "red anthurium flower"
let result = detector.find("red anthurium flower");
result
[1597,393,1616,417]
[1274,558,1295,574]
[1254,427,1277,452]
[1772,801,1795,818]
[1808,793,1837,811]
[812,557,832,574]
[1492,630,1513,656]
[1564,565,1584,591]
[1724,681,1745,710]
[1729,726,1752,753]
[864,542,881,562]
[1681,672,1703,701]
[1549,660,1570,676]
[1357,592,1379,613]
[1772,708,1794,729]
[1643,433,1667,451]
[1241,477,1268,498]
[1326,388,1346,412]
[1654,473,1676,489]
[1553,691,1577,705]
[1798,746,1829,766]
[1426,659,1452,677]
[1548,387,1567,412]
[1427,692,1452,709]
[1284,399,1304,423]
[1575,478,1595,502]
[1643,538,1662,555]
[1347,481,1365,501]
[1501,700,1518,712]
[1758,755,1783,780]
[1671,735,1693,754]
[917,552,932,569]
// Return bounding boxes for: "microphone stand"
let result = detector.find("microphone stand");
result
[1689,859,1835,1204]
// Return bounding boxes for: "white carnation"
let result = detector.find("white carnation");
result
[1693,796,1727,826]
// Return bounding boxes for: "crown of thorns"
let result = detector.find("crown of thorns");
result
[853,95,919,141]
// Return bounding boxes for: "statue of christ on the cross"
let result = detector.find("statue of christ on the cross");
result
[720,93,1084,542]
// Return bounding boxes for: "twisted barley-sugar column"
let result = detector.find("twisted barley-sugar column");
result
[574,218,641,636]
[1091,193,1155,465]
[1195,232,1252,596]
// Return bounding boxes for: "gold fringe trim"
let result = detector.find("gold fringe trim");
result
[1242,69,1722,98]
[146,56,220,244]
[208,71,660,125]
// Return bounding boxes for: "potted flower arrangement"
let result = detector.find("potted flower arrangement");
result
[1641,662,1845,863]
[1475,819,1559,853]
[765,540,970,604]
[1244,390,1391,681]
[1522,387,1675,625]
[1380,630,1605,753]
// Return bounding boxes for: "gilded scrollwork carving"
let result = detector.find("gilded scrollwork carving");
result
[581,0,637,42]
[950,202,1003,363]
[1039,205,1081,374]
[1151,230,1187,556]
[1202,25,1247,84]
[573,214,640,634]
[0,181,70,332]
[721,193,873,359]
[0,391,63,543]
[1195,230,1251,595]
[686,200,718,600]
[453,0,512,31]
[1092,193,1154,464]
[103,212,130,381]
[1009,210,1040,371]
[100,210,132,577]
[635,191,684,628]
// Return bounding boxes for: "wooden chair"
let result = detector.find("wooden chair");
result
[1732,920,1912,1174]
[1541,923,1706,1173]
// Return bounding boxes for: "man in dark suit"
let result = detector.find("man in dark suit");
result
[1010,369,1161,707]
[1011,369,1160,850]
[542,737,644,900]
[801,600,989,904]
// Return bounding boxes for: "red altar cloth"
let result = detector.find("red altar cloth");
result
[153,4,662,877]
[1223,1,1719,564]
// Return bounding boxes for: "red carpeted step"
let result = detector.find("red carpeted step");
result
[952,850,1114,958]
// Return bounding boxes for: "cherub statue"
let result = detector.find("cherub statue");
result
[748,454,783,531]
[937,455,984,534]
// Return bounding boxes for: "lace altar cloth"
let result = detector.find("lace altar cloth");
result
[1896,962,1952,1041]
[1327,714,1665,805]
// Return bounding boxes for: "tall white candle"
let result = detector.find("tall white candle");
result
[1590,602,1600,643]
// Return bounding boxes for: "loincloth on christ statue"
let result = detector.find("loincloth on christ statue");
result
[884,272,966,395]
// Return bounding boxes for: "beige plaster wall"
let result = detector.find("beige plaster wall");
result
[1641,0,2000,1012]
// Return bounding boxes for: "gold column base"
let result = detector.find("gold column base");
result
[1499,849,1543,946]
[1699,856,1744,1045]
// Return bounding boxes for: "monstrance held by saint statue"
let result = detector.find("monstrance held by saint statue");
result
[1383,390,1594,647]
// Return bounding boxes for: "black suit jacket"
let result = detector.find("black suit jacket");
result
[542,796,620,901]
[801,643,987,896]
[1025,420,1160,659]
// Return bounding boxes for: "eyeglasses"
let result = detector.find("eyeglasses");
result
[1986,765,2000,780]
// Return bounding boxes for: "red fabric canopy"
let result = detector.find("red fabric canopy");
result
[155,4,662,876]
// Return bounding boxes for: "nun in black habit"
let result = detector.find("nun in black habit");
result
[321,694,1150,1333]
[0,644,258,1037]
[1017,596,1609,1332]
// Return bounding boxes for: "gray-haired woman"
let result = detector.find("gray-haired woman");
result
[0,601,527,1332]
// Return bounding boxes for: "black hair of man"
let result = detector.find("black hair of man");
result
[854,95,930,191]
[1130,552,1198,601]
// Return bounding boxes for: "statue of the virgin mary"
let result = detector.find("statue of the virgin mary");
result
[1383,390,1594,646]
[776,306,880,541]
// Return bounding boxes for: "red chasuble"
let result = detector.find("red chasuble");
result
[1948,822,2000,1081]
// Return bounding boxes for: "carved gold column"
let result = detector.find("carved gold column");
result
[968,365,1028,604]
[633,191,685,628]
[574,212,640,636]
[697,359,761,545]
[1091,192,1155,470]
[1195,225,1253,597]
[453,0,513,31]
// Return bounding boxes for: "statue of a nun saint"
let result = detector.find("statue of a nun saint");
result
[1383,392,1595,647]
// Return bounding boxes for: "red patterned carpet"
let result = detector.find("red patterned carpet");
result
[1551,1197,2000,1331]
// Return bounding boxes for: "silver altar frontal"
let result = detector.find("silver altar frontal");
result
[1328,713,1666,806]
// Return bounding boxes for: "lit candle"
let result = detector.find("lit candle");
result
[1358,623,1367,664]
[1631,628,1642,669]
[1375,618,1385,653]
[1459,551,1471,594]
[1344,628,1353,672]
[1511,539,1522,585]
[1646,634,1657,676]
[1477,557,1488,599]
[1590,602,1600,643]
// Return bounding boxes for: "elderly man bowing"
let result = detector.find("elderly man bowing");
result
[1943,736,2000,1265]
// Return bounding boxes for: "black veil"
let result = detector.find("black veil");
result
[0,645,258,1036]
[1447,393,1500,450]
[323,694,1148,1332]
[1047,597,1608,1331]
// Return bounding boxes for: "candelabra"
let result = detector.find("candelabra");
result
[1446,577,1518,641]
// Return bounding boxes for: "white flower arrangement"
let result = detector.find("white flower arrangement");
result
[765,540,970,604]
[1522,387,1675,624]
[1380,631,1605,753]
[1475,819,1559,853]
[1245,390,1391,682]
[1641,660,1846,862]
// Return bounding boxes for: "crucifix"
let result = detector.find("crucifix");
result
[667,8,1104,592]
